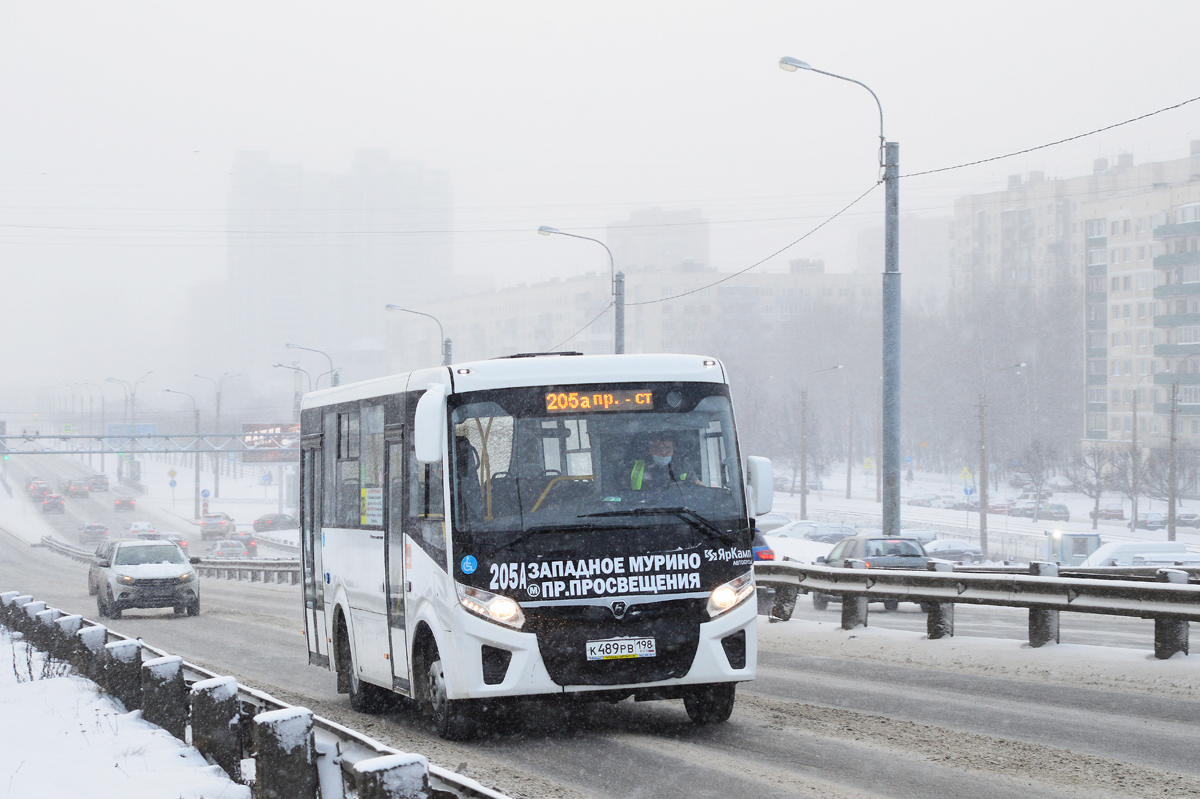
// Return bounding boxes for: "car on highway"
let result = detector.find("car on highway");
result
[804,523,859,544]
[205,540,249,559]
[113,496,136,512]
[200,512,236,540]
[763,523,834,564]
[1090,502,1124,520]
[252,513,297,533]
[923,538,983,563]
[753,512,793,533]
[88,541,119,596]
[1177,511,1200,527]
[228,530,259,557]
[93,539,200,619]
[80,523,109,544]
[24,476,43,491]
[751,529,774,562]
[158,532,190,555]
[811,534,930,612]
[41,493,65,513]
[1130,512,1167,531]
[127,521,156,537]
[28,481,51,500]
[87,474,109,492]
[65,479,91,498]
[1041,503,1070,522]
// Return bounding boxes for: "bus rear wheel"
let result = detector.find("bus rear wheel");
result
[683,682,736,724]
[418,641,476,740]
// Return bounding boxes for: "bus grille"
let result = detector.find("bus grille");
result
[524,598,704,686]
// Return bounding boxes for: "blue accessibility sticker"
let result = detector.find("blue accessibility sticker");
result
[460,555,478,575]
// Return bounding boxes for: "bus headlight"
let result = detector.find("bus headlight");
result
[706,570,755,618]
[456,583,526,630]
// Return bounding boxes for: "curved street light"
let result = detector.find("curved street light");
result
[779,55,900,536]
[384,305,452,366]
[273,363,313,392]
[285,343,338,387]
[538,225,624,354]
[195,372,241,499]
[165,388,202,520]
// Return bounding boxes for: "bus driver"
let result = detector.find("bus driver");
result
[629,436,700,490]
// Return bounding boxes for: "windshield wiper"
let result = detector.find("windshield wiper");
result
[578,507,740,545]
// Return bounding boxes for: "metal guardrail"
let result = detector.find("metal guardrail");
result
[755,560,1197,658]
[0,590,507,799]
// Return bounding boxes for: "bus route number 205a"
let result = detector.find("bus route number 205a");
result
[586,637,657,661]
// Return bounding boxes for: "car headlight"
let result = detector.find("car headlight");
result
[456,583,525,629]
[706,570,755,618]
[177,572,195,583]
[117,574,135,585]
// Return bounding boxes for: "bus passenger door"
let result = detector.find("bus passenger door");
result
[300,443,329,666]
[385,438,410,692]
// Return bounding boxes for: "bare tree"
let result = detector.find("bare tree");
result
[1109,448,1148,526]
[1011,440,1056,522]
[1062,445,1112,530]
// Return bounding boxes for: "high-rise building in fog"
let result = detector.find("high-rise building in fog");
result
[607,208,709,273]
[188,150,453,384]
[953,142,1200,483]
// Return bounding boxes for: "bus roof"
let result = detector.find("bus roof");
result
[300,353,728,409]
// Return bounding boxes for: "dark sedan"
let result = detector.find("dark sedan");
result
[252,513,297,533]
[923,538,982,563]
[41,494,65,513]
[811,534,929,611]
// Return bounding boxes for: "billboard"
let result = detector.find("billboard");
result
[242,423,300,462]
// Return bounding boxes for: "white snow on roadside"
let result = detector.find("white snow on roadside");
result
[0,628,249,799]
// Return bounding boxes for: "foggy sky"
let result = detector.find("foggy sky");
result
[2,1,1199,418]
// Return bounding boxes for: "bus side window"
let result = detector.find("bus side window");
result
[405,389,446,568]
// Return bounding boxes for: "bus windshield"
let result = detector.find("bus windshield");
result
[449,383,747,552]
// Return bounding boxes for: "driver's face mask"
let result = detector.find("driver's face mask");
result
[652,454,672,466]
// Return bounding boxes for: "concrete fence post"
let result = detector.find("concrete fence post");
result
[768,584,799,623]
[141,656,187,741]
[1154,569,1190,659]
[253,707,317,799]
[1028,562,1060,647]
[3,595,32,627]
[841,560,869,630]
[103,639,142,711]
[191,676,242,782]
[32,607,60,650]
[354,754,431,799]
[924,561,955,639]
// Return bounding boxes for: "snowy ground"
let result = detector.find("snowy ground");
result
[0,626,248,799]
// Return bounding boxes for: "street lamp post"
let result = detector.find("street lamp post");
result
[196,372,241,499]
[273,363,313,423]
[801,365,843,520]
[165,389,201,521]
[978,363,1024,559]
[105,372,150,482]
[1161,349,1200,541]
[286,343,339,387]
[384,306,452,366]
[538,226,624,354]
[104,380,130,479]
[779,56,900,536]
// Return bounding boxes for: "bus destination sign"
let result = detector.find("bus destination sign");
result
[545,389,653,413]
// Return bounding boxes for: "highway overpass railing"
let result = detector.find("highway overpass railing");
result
[755,560,1199,659]
[0,589,508,799]
[40,536,303,584]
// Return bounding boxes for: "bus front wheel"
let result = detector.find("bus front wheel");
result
[418,640,476,740]
[683,682,736,724]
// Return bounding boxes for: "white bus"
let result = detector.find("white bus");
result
[299,352,772,738]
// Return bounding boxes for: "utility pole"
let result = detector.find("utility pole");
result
[1131,386,1140,532]
[615,272,626,354]
[881,141,902,537]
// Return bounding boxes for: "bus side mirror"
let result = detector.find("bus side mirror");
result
[414,383,448,464]
[745,456,773,516]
